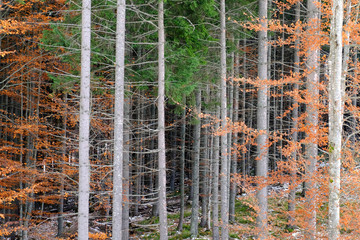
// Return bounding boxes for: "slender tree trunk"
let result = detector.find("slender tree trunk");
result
[288,2,300,229]
[112,0,126,238]
[78,0,92,238]
[190,89,201,237]
[229,44,239,222]
[219,1,228,239]
[157,1,168,238]
[200,100,209,228]
[57,94,67,237]
[256,0,269,239]
[177,99,186,231]
[122,98,130,240]
[170,131,176,192]
[242,38,247,179]
[304,0,320,238]
[328,0,343,238]
[212,105,220,240]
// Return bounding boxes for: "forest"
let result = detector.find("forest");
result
[0,0,359,239]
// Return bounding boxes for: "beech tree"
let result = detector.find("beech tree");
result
[78,0,91,238]
[305,0,320,238]
[112,0,126,238]
[256,0,269,238]
[219,0,229,239]
[328,0,344,238]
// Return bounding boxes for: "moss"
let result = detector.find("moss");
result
[138,216,159,225]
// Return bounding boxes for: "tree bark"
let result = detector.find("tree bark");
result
[212,105,220,240]
[190,89,201,236]
[112,0,126,238]
[57,94,67,237]
[304,0,320,238]
[328,0,343,238]
[256,0,269,239]
[220,1,229,239]
[200,93,209,228]
[288,1,300,229]
[177,98,186,231]
[78,0,91,238]
[122,98,130,240]
[229,43,239,223]
[158,1,168,239]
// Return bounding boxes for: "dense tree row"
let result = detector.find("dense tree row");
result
[1,0,360,239]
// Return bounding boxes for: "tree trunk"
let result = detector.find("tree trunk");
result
[219,1,228,239]
[112,0,126,238]
[190,89,201,237]
[328,0,343,238]
[57,94,67,237]
[304,0,320,238]
[229,43,239,223]
[122,97,130,240]
[256,0,269,239]
[200,96,209,228]
[157,1,168,239]
[212,105,220,240]
[288,1,300,229]
[177,98,186,231]
[78,0,92,238]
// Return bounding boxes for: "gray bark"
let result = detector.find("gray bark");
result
[78,0,92,238]
[304,0,320,238]
[256,0,269,239]
[200,109,209,228]
[177,99,186,231]
[288,2,300,229]
[328,0,343,238]
[212,105,220,240]
[220,1,228,239]
[57,94,67,237]
[112,0,126,238]
[122,99,130,240]
[229,43,239,223]
[158,1,168,239]
[190,89,201,236]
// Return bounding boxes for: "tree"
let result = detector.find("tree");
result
[256,0,269,238]
[219,0,229,239]
[288,0,301,229]
[328,0,344,238]
[304,0,320,238]
[157,1,168,239]
[78,0,92,238]
[190,89,201,237]
[112,0,126,238]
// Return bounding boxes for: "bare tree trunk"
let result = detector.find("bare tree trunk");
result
[328,0,343,238]
[122,98,130,240]
[191,89,201,237]
[78,0,92,238]
[57,94,67,237]
[177,98,186,231]
[212,105,220,240]
[304,0,320,238]
[112,0,126,238]
[288,1,300,229]
[219,1,228,239]
[256,0,269,238]
[158,1,168,239]
[200,96,209,228]
[229,43,239,223]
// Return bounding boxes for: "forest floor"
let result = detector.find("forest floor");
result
[25,193,300,240]
[27,187,355,239]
